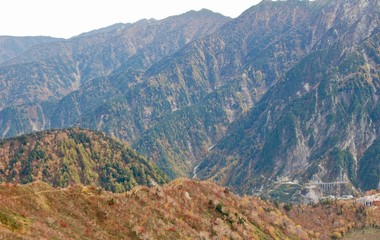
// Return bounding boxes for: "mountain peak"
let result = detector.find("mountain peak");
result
[171,8,229,20]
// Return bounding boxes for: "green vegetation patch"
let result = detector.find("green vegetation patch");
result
[267,184,301,203]
[0,211,22,231]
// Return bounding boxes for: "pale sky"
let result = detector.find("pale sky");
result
[0,0,262,39]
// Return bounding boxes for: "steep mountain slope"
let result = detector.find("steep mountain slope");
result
[131,0,379,179]
[0,36,60,63]
[55,0,341,178]
[0,179,378,239]
[0,10,230,137]
[0,128,168,192]
[197,0,380,200]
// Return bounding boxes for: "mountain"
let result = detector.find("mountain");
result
[0,9,230,138]
[131,0,329,177]
[196,0,380,201]
[60,0,334,177]
[0,36,61,63]
[0,179,378,239]
[0,9,234,179]
[0,128,168,192]
[0,0,379,201]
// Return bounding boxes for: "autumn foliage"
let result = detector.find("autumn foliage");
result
[0,179,378,239]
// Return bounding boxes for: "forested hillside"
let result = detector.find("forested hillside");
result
[0,128,168,192]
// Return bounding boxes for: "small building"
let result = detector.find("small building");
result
[357,196,373,206]
[356,195,380,207]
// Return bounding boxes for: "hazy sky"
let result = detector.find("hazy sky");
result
[0,0,262,39]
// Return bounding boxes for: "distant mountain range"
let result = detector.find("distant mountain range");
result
[0,36,61,63]
[0,0,379,202]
